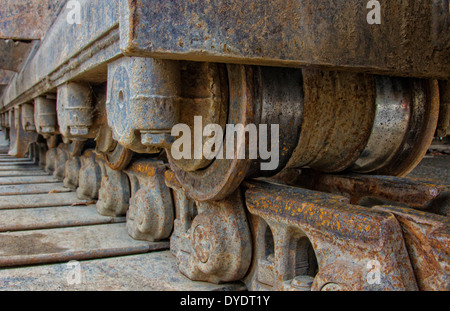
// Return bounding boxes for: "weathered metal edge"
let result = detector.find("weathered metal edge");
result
[120,0,450,79]
[0,0,122,112]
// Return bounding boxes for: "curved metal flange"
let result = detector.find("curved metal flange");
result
[168,62,229,172]
[244,180,418,291]
[106,57,179,154]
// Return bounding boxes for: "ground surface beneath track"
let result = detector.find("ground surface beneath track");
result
[0,131,448,291]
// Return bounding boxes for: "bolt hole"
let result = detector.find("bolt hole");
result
[118,90,124,102]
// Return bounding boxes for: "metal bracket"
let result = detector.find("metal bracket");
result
[125,159,174,241]
[106,57,180,153]
[244,180,418,291]
[166,170,252,284]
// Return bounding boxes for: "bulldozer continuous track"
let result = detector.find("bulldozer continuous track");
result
[0,0,449,292]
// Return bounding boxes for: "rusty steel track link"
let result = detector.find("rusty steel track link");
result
[242,179,450,291]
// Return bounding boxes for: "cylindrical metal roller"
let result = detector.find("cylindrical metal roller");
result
[166,65,439,201]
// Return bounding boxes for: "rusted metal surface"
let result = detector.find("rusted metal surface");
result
[96,161,131,217]
[104,143,133,171]
[437,81,450,138]
[120,0,450,79]
[246,66,303,178]
[373,80,440,176]
[166,170,252,284]
[53,143,69,181]
[0,0,121,111]
[0,182,70,196]
[46,134,60,149]
[350,77,416,173]
[0,40,38,72]
[168,62,229,172]
[168,64,254,201]
[44,147,57,174]
[285,69,376,173]
[95,125,134,171]
[63,155,80,190]
[0,175,59,186]
[0,0,64,40]
[34,96,58,138]
[21,103,35,132]
[0,223,168,267]
[0,192,89,210]
[0,251,246,291]
[0,205,125,233]
[282,73,439,176]
[0,170,48,177]
[0,0,446,292]
[0,165,41,171]
[8,106,37,158]
[106,56,180,153]
[244,180,417,291]
[167,65,438,203]
[66,141,84,158]
[76,149,102,200]
[374,205,450,291]
[36,142,48,168]
[57,82,95,140]
[125,159,173,241]
[285,170,450,212]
